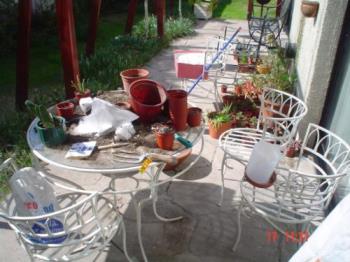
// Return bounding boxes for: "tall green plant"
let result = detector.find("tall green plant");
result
[25,100,60,128]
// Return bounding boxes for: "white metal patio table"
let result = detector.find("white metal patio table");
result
[26,117,205,262]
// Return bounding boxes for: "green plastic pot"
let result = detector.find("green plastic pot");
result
[35,117,66,147]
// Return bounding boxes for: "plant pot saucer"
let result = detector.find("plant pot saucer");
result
[244,169,277,188]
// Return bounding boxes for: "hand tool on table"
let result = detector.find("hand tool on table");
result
[175,133,192,148]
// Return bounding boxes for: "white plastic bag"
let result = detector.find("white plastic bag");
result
[71,98,139,136]
[246,140,282,186]
[9,168,67,244]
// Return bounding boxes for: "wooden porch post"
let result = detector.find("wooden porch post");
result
[156,0,165,38]
[169,0,174,16]
[16,0,32,110]
[276,0,282,17]
[55,0,80,99]
[125,0,138,34]
[85,0,102,57]
[247,0,253,19]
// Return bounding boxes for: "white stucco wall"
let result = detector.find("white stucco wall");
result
[289,0,348,134]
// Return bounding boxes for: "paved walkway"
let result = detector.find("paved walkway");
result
[0,19,297,262]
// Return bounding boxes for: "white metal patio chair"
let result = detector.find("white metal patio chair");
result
[0,158,131,261]
[218,88,308,205]
[233,123,350,251]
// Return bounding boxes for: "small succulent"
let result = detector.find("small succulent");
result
[71,75,87,93]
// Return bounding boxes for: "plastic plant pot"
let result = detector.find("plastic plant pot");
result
[56,102,75,120]
[74,89,91,102]
[35,117,66,147]
[167,89,188,131]
[187,107,202,127]
[120,68,149,94]
[129,79,167,123]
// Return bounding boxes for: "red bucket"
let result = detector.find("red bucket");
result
[129,79,167,123]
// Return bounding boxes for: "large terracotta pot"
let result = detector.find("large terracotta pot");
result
[120,68,149,94]
[167,89,188,131]
[208,121,232,139]
[129,79,167,123]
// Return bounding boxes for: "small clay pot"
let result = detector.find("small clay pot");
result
[155,131,174,150]
[221,85,228,93]
[56,102,75,120]
[187,107,202,127]
[301,1,319,18]
[208,120,232,139]
[74,89,91,102]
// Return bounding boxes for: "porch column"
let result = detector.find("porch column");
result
[86,0,102,57]
[55,0,80,99]
[125,0,138,34]
[156,0,165,38]
[16,0,32,110]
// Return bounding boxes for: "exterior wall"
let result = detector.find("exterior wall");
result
[289,0,348,134]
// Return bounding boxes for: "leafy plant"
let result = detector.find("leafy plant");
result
[25,100,61,128]
[207,105,232,129]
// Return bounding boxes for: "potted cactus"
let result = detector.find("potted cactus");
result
[71,76,91,102]
[25,100,66,147]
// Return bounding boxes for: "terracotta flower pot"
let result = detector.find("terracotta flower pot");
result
[129,79,167,123]
[301,1,319,18]
[74,89,91,102]
[120,68,149,94]
[167,89,188,131]
[208,121,232,139]
[56,102,75,120]
[187,107,202,127]
[155,131,174,150]
[221,84,228,93]
[256,64,271,74]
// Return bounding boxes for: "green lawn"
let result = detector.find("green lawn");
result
[214,0,248,20]
[0,14,127,97]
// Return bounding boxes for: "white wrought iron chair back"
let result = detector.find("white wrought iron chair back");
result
[234,124,350,251]
[0,158,131,261]
[280,123,350,212]
[258,87,308,149]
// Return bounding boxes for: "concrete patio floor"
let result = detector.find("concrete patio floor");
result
[0,19,298,261]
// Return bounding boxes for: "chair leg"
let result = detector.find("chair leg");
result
[152,197,183,222]
[120,220,133,262]
[218,153,228,206]
[233,201,243,252]
[136,197,151,262]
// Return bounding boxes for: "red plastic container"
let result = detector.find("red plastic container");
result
[174,50,206,79]
[129,79,167,123]
[167,89,188,131]
[56,102,75,120]
[120,68,149,94]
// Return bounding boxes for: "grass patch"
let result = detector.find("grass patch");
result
[214,0,248,20]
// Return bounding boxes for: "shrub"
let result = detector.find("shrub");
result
[80,16,194,89]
